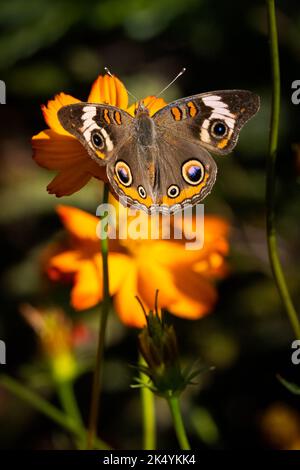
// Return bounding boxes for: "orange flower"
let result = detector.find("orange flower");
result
[32,74,166,197]
[46,204,229,328]
[20,304,90,381]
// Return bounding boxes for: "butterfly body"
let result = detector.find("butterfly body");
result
[134,102,156,147]
[58,90,260,213]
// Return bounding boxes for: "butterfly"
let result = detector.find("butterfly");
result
[58,90,260,214]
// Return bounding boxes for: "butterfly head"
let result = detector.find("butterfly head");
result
[134,100,150,117]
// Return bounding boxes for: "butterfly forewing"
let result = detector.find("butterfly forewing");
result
[153,90,260,155]
[58,103,133,164]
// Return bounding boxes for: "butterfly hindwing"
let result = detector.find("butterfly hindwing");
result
[106,137,158,211]
[155,136,218,213]
[105,133,217,214]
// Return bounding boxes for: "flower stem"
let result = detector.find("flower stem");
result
[0,374,110,449]
[57,380,83,427]
[56,379,84,447]
[266,0,300,339]
[167,395,191,450]
[87,183,111,449]
[139,355,156,450]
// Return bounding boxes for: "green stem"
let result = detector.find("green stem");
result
[0,374,110,449]
[266,0,300,339]
[87,183,111,449]
[57,380,83,427]
[139,355,156,450]
[56,379,84,447]
[167,395,191,450]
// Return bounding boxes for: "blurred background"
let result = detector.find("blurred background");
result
[0,0,300,450]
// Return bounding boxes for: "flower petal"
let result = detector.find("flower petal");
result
[56,205,99,241]
[71,260,102,310]
[32,130,88,170]
[32,129,107,197]
[193,254,229,279]
[41,93,81,135]
[106,253,133,297]
[137,260,179,309]
[47,250,82,280]
[169,269,217,319]
[47,170,92,197]
[137,258,217,320]
[127,96,167,117]
[140,240,203,269]
[114,262,147,328]
[88,74,128,109]
[71,253,132,310]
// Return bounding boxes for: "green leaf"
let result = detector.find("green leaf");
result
[277,374,300,395]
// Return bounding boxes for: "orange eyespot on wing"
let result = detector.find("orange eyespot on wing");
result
[217,138,229,149]
[113,179,154,210]
[103,108,111,124]
[114,161,132,186]
[114,111,122,125]
[171,107,182,121]
[187,101,198,118]
[95,150,106,159]
[161,173,210,211]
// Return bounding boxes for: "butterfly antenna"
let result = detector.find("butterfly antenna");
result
[146,67,186,110]
[155,67,186,99]
[104,67,138,102]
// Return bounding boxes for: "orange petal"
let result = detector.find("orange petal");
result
[47,170,91,197]
[56,205,98,241]
[138,258,217,320]
[194,254,229,279]
[202,217,230,252]
[127,96,167,117]
[169,294,214,319]
[169,269,217,319]
[56,204,120,247]
[88,74,128,109]
[41,93,81,135]
[72,253,132,311]
[114,262,147,328]
[32,130,88,170]
[71,260,102,310]
[141,240,203,269]
[107,253,133,296]
[32,129,107,196]
[172,214,229,250]
[137,260,179,309]
[47,250,82,279]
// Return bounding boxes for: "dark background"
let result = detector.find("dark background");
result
[0,0,300,450]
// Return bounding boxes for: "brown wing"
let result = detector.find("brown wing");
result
[106,132,217,214]
[58,103,133,164]
[153,90,260,156]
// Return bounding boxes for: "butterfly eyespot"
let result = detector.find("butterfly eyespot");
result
[138,185,147,199]
[211,121,228,139]
[182,159,205,186]
[92,131,104,149]
[167,185,180,198]
[115,160,132,187]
